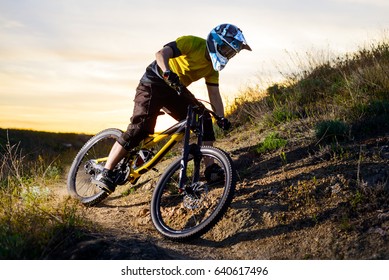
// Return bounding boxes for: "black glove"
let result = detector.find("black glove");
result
[217,117,231,131]
[163,70,182,90]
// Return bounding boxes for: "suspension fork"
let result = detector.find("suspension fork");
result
[178,105,203,191]
[178,106,192,190]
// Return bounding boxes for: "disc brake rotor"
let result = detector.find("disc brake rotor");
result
[183,182,208,210]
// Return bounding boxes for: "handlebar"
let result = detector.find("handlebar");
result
[176,85,231,131]
[176,85,222,122]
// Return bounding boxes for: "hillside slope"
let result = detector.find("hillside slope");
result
[47,122,389,260]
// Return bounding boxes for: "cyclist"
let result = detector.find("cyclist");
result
[94,23,251,193]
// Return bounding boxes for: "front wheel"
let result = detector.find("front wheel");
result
[150,146,236,241]
[67,128,123,206]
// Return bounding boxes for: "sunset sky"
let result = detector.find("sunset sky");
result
[1,0,388,134]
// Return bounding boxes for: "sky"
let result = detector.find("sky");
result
[0,0,388,134]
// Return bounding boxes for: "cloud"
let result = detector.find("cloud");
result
[1,0,388,133]
[0,16,24,29]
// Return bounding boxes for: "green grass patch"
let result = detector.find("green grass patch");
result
[256,132,287,153]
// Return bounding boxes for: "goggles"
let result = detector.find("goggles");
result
[217,41,239,59]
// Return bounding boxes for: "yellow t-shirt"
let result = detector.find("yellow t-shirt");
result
[168,36,219,87]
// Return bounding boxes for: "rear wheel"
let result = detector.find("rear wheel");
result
[150,146,236,241]
[67,128,122,206]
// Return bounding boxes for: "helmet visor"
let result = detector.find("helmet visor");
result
[217,42,237,59]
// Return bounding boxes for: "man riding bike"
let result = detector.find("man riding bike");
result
[93,23,252,193]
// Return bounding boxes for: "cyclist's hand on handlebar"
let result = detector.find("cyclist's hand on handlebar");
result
[217,117,231,131]
[163,70,182,91]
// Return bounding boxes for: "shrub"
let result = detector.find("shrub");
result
[315,120,349,143]
[256,132,287,153]
[349,100,389,137]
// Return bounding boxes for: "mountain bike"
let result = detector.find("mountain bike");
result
[67,87,237,241]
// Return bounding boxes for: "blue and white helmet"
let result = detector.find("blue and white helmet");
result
[206,23,251,71]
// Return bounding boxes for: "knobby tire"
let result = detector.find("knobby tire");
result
[150,146,236,241]
[67,128,123,206]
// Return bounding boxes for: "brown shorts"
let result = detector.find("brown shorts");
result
[118,82,215,150]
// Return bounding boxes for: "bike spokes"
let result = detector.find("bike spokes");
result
[67,129,123,206]
[151,146,235,240]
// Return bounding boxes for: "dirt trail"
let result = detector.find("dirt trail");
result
[55,131,389,260]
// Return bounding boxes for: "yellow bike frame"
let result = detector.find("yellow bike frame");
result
[93,130,185,184]
[128,132,184,183]
[93,96,208,188]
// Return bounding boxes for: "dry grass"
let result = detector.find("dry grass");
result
[0,139,87,259]
[227,39,389,139]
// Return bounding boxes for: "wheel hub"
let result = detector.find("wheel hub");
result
[183,182,208,210]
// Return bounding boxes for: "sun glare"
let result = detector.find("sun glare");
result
[155,113,177,132]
